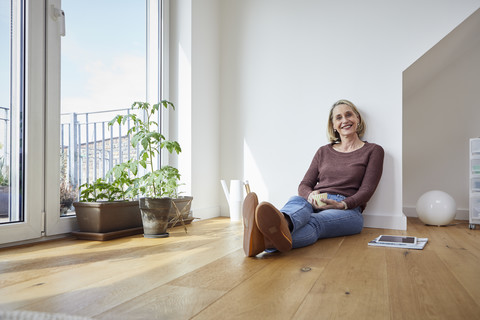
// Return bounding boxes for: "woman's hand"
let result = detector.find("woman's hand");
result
[317,198,345,210]
[308,191,345,210]
[307,191,321,209]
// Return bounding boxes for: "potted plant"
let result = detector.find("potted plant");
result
[111,101,192,238]
[72,163,143,240]
[70,114,145,240]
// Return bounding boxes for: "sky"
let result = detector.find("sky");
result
[0,0,147,117]
[0,0,150,209]
[61,0,147,115]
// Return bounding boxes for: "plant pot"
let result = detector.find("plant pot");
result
[73,200,142,233]
[168,196,193,221]
[139,197,172,238]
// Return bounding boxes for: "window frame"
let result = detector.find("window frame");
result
[0,0,168,246]
[45,0,167,236]
[0,0,45,246]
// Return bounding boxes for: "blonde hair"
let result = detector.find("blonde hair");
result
[327,99,366,144]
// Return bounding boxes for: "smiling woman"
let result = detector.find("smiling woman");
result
[327,99,366,152]
[243,99,384,257]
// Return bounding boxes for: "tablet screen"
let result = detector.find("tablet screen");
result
[378,235,416,244]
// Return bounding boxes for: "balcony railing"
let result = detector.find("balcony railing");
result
[60,108,142,198]
[0,107,149,220]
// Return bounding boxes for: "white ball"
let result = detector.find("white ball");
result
[416,190,457,226]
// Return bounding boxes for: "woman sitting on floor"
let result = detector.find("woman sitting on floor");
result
[243,99,384,257]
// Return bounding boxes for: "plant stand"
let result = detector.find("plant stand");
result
[168,197,193,233]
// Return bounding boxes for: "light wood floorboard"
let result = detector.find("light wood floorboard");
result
[0,217,479,319]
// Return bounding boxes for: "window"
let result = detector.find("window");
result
[59,0,147,216]
[47,0,165,234]
[0,0,165,245]
[0,0,25,225]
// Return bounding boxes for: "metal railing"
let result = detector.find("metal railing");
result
[0,106,158,216]
[1,106,146,219]
[60,108,141,193]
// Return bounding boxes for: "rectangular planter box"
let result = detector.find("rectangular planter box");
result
[73,200,142,233]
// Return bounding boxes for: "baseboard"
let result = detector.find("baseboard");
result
[191,205,221,220]
[403,206,417,217]
[194,205,468,229]
[363,213,407,230]
[402,206,469,220]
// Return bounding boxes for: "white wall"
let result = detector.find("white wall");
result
[191,0,222,219]
[169,0,221,219]
[403,8,480,219]
[169,0,480,229]
[217,0,480,229]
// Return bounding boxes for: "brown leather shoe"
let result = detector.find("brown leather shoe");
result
[255,202,292,253]
[242,192,265,257]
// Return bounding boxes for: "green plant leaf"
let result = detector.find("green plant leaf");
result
[161,100,175,110]
[161,141,182,154]
[97,100,182,200]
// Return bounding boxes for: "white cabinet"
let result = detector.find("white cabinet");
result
[470,138,480,229]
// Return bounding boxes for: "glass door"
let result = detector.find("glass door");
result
[59,0,147,210]
[0,0,45,245]
[0,0,162,243]
[45,0,158,235]
[0,0,17,225]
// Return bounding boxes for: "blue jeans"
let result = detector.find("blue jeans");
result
[281,195,363,249]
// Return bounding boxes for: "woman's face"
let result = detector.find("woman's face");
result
[332,104,360,138]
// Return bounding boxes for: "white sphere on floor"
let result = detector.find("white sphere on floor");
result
[416,190,457,226]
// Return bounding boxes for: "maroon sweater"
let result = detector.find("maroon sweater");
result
[298,142,384,211]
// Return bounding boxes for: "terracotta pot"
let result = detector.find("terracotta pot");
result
[73,200,142,233]
[139,197,172,238]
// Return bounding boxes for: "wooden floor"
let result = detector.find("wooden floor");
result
[0,217,479,319]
